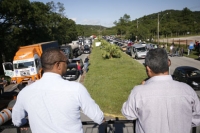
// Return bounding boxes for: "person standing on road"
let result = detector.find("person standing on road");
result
[84,56,89,72]
[17,81,25,91]
[12,48,105,133]
[77,61,83,75]
[0,77,4,95]
[121,48,200,133]
[170,44,173,56]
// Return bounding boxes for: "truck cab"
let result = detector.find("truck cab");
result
[2,51,42,84]
[2,41,58,84]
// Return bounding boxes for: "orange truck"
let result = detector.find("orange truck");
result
[2,41,59,84]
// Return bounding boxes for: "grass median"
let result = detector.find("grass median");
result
[83,43,147,118]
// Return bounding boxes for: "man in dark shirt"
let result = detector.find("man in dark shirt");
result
[84,56,89,72]
[17,81,25,91]
[0,77,4,95]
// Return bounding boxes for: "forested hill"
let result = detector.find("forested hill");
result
[100,8,200,41]
[76,24,107,37]
[78,9,200,39]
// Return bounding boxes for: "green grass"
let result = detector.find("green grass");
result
[83,42,147,117]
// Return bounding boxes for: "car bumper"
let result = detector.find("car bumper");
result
[192,85,200,90]
[63,75,78,80]
[138,55,146,59]
[83,51,90,54]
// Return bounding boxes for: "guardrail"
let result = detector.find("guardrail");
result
[0,118,198,133]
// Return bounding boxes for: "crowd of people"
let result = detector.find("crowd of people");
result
[169,44,184,57]
[0,46,197,133]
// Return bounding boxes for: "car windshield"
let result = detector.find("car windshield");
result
[71,59,80,63]
[61,48,70,54]
[14,61,34,69]
[136,47,146,52]
[187,70,200,77]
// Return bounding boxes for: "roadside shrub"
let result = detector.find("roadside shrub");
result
[102,44,121,59]
[98,39,121,59]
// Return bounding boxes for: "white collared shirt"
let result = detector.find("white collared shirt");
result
[122,75,200,133]
[12,72,104,133]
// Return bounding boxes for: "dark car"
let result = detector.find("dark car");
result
[83,45,91,54]
[62,58,84,80]
[172,66,200,90]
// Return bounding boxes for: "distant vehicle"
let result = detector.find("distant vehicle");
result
[127,41,133,47]
[127,44,148,59]
[60,41,82,58]
[62,58,83,80]
[172,66,200,90]
[83,45,91,54]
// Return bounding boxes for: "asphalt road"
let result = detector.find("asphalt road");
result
[135,55,200,75]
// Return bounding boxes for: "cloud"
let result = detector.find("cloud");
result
[81,19,101,25]
[70,18,77,22]
[71,18,114,28]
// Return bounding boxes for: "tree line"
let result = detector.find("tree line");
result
[109,8,200,41]
[0,0,82,74]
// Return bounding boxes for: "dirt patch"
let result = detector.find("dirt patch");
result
[173,39,193,45]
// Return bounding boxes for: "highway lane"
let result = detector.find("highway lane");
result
[134,55,200,75]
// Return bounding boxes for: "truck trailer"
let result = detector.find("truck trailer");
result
[2,41,59,84]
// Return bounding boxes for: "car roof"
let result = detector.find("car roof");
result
[175,66,199,71]
[72,58,82,61]
[133,44,146,48]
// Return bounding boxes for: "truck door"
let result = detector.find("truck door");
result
[2,62,14,78]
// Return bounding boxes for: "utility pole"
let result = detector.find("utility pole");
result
[157,13,160,45]
[157,12,168,45]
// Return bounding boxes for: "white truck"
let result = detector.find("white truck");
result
[2,41,59,84]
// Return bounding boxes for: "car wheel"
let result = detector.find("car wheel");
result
[135,56,138,59]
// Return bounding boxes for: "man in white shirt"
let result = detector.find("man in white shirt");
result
[122,48,200,133]
[12,48,105,133]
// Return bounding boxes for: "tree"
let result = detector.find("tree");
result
[114,14,131,37]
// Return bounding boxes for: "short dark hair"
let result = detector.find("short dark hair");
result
[41,47,66,71]
[145,48,169,74]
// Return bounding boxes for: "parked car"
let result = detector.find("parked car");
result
[172,66,200,90]
[62,58,83,80]
[83,45,91,54]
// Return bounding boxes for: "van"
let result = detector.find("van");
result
[130,44,148,59]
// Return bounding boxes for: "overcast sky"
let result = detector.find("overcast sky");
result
[30,0,200,27]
